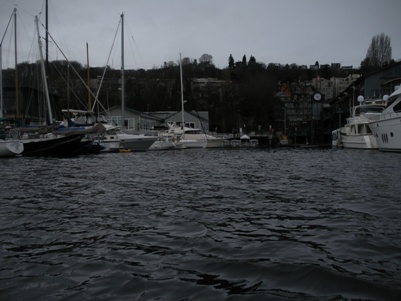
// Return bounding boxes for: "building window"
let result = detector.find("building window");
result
[110,116,135,129]
[139,119,156,130]
[126,118,135,130]
[110,116,121,126]
[178,121,196,128]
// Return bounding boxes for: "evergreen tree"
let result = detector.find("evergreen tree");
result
[249,55,256,65]
[242,55,247,66]
[228,54,235,69]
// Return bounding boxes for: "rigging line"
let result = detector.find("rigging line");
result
[46,54,86,109]
[91,19,121,112]
[0,9,15,45]
[17,10,40,65]
[42,24,100,110]
[129,33,144,68]
[124,19,144,68]
[46,0,71,60]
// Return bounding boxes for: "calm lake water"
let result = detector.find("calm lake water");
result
[1,147,401,301]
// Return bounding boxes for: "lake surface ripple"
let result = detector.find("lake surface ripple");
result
[1,148,401,300]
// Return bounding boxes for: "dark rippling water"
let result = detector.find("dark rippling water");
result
[1,147,401,301]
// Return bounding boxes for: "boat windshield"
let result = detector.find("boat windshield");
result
[355,106,384,115]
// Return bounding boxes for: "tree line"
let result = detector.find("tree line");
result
[4,33,395,133]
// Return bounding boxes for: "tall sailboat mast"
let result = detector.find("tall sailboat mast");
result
[35,15,53,124]
[0,39,2,118]
[86,42,91,110]
[45,0,49,72]
[0,8,16,118]
[120,13,125,129]
[14,8,19,120]
[179,53,185,135]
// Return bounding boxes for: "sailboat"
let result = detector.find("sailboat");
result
[100,13,156,152]
[0,9,24,157]
[18,15,89,157]
[171,53,223,149]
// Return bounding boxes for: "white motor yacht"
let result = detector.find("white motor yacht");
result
[369,86,401,152]
[166,122,223,148]
[340,96,386,149]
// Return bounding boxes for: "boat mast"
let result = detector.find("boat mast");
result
[86,42,91,110]
[35,15,53,124]
[45,0,49,72]
[14,8,19,120]
[179,53,185,137]
[120,13,125,130]
[0,9,16,119]
[0,41,2,118]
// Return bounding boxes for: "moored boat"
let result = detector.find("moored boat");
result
[369,86,401,152]
[21,133,88,157]
[340,96,386,149]
[166,122,224,148]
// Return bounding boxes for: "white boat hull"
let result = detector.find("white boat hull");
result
[149,140,176,151]
[341,134,378,149]
[180,139,207,148]
[99,141,121,152]
[369,113,401,152]
[118,134,157,152]
[0,140,24,157]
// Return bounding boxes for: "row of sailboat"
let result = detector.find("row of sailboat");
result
[1,10,224,158]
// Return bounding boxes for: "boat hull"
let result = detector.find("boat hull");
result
[118,134,157,152]
[99,141,121,152]
[149,140,176,151]
[0,140,24,157]
[180,139,207,148]
[22,134,87,157]
[369,113,401,152]
[341,134,378,149]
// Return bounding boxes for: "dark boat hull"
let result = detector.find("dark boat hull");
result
[22,134,88,157]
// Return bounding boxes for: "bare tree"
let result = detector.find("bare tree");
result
[365,33,392,68]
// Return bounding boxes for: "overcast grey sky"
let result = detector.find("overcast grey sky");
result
[1,0,400,70]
